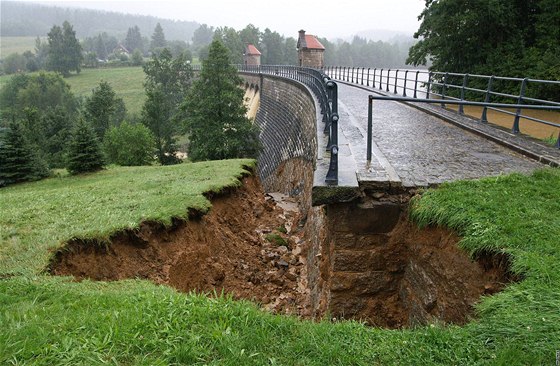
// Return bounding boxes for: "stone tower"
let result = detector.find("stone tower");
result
[243,44,261,66]
[296,30,325,68]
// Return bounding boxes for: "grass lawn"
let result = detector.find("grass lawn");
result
[1,165,559,365]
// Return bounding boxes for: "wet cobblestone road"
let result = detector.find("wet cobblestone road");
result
[337,83,544,187]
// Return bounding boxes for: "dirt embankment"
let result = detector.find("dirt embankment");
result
[51,176,312,316]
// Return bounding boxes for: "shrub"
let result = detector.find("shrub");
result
[103,122,156,166]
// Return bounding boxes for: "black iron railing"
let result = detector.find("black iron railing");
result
[238,65,339,185]
[325,66,560,149]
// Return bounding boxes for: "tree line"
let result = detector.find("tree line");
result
[1,1,199,41]
[0,39,259,186]
[408,0,559,100]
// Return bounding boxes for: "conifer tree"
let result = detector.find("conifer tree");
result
[150,23,167,52]
[182,39,260,161]
[66,119,104,174]
[0,122,49,186]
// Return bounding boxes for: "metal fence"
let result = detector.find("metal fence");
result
[325,66,560,149]
[237,65,339,184]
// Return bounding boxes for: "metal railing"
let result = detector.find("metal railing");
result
[367,96,560,163]
[325,66,560,149]
[237,65,339,185]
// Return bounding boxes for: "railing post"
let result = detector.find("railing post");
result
[351,67,355,83]
[386,69,391,92]
[426,72,432,99]
[403,70,408,97]
[459,74,468,114]
[325,80,338,185]
[441,72,449,108]
[361,68,364,85]
[367,95,373,161]
[373,68,377,88]
[367,68,370,86]
[394,70,399,94]
[414,71,419,98]
[481,75,495,123]
[512,78,528,134]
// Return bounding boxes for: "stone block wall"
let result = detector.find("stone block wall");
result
[239,73,318,209]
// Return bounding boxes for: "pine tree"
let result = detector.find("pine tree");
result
[46,21,83,76]
[182,39,260,161]
[0,122,49,187]
[124,25,143,53]
[150,23,167,52]
[84,81,124,139]
[66,119,104,174]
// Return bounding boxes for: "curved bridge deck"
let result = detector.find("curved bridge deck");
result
[332,82,551,191]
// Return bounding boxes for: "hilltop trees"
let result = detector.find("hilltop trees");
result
[46,21,83,76]
[142,48,193,164]
[182,39,259,161]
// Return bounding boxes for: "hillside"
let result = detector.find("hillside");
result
[0,1,199,41]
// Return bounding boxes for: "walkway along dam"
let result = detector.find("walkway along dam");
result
[237,66,560,327]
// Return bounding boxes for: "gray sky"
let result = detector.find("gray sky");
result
[25,0,425,39]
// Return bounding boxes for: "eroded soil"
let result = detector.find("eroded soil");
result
[51,176,312,316]
[50,176,517,327]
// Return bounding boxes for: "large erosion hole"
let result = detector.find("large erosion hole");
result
[326,203,519,328]
[50,178,517,327]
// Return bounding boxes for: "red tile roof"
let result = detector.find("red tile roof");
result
[303,35,325,50]
[245,44,261,55]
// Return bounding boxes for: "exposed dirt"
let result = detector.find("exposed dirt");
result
[50,176,517,327]
[51,176,312,316]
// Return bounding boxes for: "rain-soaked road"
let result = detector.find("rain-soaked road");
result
[336,83,544,187]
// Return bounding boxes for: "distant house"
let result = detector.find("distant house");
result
[112,44,130,56]
[296,30,325,68]
[243,44,261,66]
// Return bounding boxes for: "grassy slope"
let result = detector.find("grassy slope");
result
[1,166,559,365]
[65,67,146,115]
[0,160,254,275]
[0,36,41,59]
[0,67,145,115]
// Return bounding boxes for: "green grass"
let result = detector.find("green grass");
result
[0,67,146,115]
[0,160,254,276]
[1,166,559,365]
[0,37,42,59]
[64,67,146,115]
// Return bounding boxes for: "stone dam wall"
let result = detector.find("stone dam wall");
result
[240,73,317,209]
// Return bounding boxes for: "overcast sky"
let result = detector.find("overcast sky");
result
[24,0,426,39]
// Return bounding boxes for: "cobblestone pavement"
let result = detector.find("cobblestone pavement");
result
[337,83,545,187]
